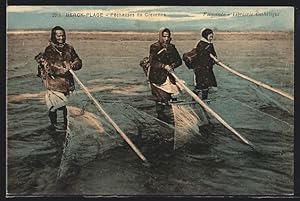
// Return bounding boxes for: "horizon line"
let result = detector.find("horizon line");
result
[7,29,293,33]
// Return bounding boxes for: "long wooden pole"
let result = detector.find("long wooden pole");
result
[210,54,294,101]
[69,69,148,163]
[169,71,254,149]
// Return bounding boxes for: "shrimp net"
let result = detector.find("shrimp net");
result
[171,103,208,149]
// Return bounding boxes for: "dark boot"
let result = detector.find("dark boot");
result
[201,89,208,100]
[156,102,166,121]
[48,110,57,129]
[62,106,68,129]
[156,102,174,125]
[192,89,200,101]
[164,104,175,125]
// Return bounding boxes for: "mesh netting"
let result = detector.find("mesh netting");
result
[56,101,209,182]
[172,103,204,149]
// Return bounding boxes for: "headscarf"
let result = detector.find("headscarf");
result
[158,27,172,43]
[49,26,66,53]
[50,26,66,46]
[201,28,213,39]
[200,28,214,44]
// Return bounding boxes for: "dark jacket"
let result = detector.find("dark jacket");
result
[194,40,217,89]
[148,41,182,85]
[42,43,82,94]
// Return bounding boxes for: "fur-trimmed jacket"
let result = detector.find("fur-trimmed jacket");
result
[36,43,82,94]
[148,41,182,85]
